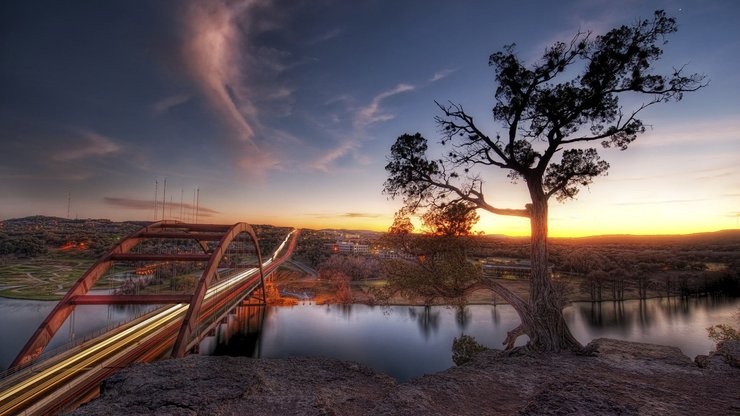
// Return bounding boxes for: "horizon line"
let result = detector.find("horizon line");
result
[1,214,737,239]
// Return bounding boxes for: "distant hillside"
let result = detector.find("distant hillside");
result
[551,229,740,245]
[0,216,292,259]
[0,216,145,257]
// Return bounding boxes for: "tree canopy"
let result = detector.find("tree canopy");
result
[384,10,705,216]
[383,10,705,352]
[382,202,482,307]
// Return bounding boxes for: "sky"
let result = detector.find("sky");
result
[0,0,738,236]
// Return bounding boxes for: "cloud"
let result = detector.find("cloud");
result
[103,197,219,216]
[306,82,416,173]
[308,212,383,219]
[633,117,740,148]
[304,27,343,45]
[184,0,258,143]
[697,171,733,180]
[152,93,191,115]
[343,212,382,218]
[354,83,415,129]
[181,0,307,177]
[429,68,456,82]
[182,2,421,178]
[266,87,293,100]
[616,198,708,206]
[53,130,121,162]
[238,149,282,179]
[307,140,358,173]
[325,94,352,106]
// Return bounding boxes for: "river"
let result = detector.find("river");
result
[1,296,738,381]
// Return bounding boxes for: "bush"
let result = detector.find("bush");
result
[707,308,740,344]
[451,334,488,366]
[0,233,47,257]
[707,324,740,343]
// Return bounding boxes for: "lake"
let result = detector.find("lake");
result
[1,296,738,381]
[0,297,156,371]
[202,296,739,381]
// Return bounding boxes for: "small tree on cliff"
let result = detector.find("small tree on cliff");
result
[383,10,705,351]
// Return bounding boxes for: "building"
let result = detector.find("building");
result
[328,241,370,255]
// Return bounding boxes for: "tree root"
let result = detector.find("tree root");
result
[503,323,526,350]
[480,277,585,353]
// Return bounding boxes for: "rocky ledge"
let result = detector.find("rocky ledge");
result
[72,339,740,416]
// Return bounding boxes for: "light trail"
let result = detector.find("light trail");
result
[0,229,297,415]
[0,305,185,414]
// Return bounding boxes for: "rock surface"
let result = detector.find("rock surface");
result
[72,339,740,416]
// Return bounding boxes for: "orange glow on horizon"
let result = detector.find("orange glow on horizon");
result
[227,211,733,238]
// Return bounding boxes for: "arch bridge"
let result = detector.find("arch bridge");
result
[1,221,299,415]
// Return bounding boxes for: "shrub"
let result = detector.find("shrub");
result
[451,334,488,365]
[707,308,740,344]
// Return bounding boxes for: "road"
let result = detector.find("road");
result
[0,229,298,415]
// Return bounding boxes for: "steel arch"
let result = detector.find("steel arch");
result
[171,222,265,358]
[10,221,265,368]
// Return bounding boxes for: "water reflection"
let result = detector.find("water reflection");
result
[455,305,471,330]
[0,298,157,370]
[210,297,738,381]
[211,303,526,381]
[567,296,739,358]
[408,306,440,338]
[491,306,501,325]
[1,296,737,380]
[638,300,651,326]
[576,296,736,335]
[337,303,353,320]
[207,305,266,357]
[583,302,626,330]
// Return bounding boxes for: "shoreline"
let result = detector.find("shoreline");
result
[1,291,732,305]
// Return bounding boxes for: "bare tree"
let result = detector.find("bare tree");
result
[383,10,705,351]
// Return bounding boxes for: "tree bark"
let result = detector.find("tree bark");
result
[525,177,582,351]
[479,278,533,350]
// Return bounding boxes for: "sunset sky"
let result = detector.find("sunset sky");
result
[1,0,738,236]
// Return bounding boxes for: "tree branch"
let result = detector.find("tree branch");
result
[424,173,529,218]
[436,101,512,167]
[477,277,533,349]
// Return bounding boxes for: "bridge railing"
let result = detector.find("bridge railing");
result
[3,227,297,381]
[0,304,165,382]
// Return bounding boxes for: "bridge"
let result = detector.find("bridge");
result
[0,221,299,415]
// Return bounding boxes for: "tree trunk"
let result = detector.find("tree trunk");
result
[525,179,582,352]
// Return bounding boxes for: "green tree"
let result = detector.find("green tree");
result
[384,11,704,351]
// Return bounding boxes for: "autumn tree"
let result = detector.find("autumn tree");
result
[384,11,704,351]
[382,202,482,307]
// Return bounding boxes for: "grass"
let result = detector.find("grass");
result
[0,251,669,304]
[0,253,94,300]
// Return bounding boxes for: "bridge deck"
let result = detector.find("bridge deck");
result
[0,227,299,415]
